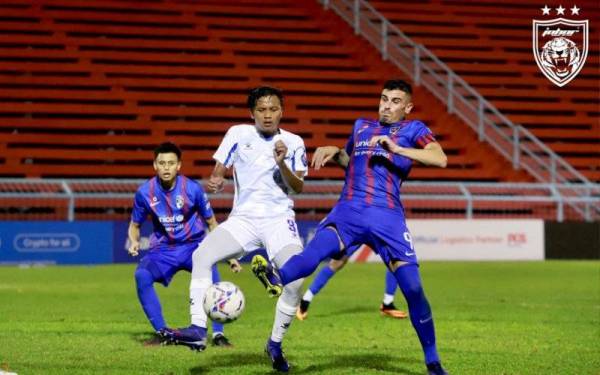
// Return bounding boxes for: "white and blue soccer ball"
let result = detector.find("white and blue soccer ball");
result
[202,281,245,324]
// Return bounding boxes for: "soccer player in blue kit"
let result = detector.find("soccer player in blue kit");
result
[296,244,407,320]
[252,80,450,375]
[128,142,240,347]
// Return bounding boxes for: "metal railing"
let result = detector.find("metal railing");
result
[0,179,598,222]
[318,0,597,218]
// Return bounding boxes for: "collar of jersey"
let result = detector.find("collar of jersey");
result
[255,126,281,141]
[378,119,411,127]
[155,175,179,193]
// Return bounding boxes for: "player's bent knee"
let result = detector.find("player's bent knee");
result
[277,289,302,314]
[192,243,215,268]
[329,256,348,271]
[134,268,155,288]
[273,244,303,268]
[190,277,212,290]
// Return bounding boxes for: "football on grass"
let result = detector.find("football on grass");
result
[203,281,245,323]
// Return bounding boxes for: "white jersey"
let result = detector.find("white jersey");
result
[213,124,308,218]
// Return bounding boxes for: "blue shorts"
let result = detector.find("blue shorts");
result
[137,242,198,286]
[317,201,417,265]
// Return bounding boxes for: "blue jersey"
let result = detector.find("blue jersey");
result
[340,118,436,212]
[131,175,214,250]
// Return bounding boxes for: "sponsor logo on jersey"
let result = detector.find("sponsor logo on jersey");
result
[159,215,184,224]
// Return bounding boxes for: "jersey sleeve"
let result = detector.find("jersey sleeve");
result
[194,184,215,219]
[213,127,239,168]
[411,121,437,149]
[131,190,148,224]
[290,138,308,177]
[344,120,360,155]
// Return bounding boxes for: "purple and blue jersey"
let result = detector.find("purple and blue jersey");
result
[131,175,214,250]
[321,118,437,264]
[341,118,436,212]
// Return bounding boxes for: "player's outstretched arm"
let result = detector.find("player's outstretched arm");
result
[369,136,447,168]
[127,221,141,256]
[311,146,349,170]
[274,140,304,194]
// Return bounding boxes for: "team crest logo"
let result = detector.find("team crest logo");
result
[175,195,184,209]
[533,5,588,87]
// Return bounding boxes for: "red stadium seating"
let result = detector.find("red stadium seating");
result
[369,0,600,182]
[0,0,535,182]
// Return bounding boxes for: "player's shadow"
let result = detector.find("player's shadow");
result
[189,352,422,374]
[131,332,164,347]
[189,352,266,374]
[313,305,374,318]
[294,353,422,375]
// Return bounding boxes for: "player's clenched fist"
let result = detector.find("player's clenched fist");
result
[207,174,225,193]
[369,135,402,154]
[128,241,140,257]
[273,140,288,164]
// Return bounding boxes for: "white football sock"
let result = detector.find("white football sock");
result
[190,277,212,328]
[383,293,394,305]
[271,298,296,343]
[302,289,314,302]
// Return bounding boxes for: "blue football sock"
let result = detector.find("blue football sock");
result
[393,264,440,364]
[210,264,224,334]
[385,269,398,296]
[135,268,166,332]
[279,227,342,285]
[308,265,336,295]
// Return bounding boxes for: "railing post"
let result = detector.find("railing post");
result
[513,126,520,170]
[550,154,557,183]
[459,183,472,219]
[447,72,454,114]
[557,197,564,222]
[381,20,388,60]
[413,44,420,86]
[584,186,591,222]
[353,0,360,35]
[550,184,564,222]
[61,180,74,222]
[478,98,484,141]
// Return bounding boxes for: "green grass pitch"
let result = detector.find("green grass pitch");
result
[0,261,598,374]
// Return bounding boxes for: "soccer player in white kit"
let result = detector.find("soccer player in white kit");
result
[164,86,306,372]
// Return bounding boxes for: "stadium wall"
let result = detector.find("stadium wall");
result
[2,220,597,264]
[545,222,600,259]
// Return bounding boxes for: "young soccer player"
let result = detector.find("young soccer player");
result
[296,244,407,320]
[252,80,450,375]
[128,142,240,347]
[163,86,307,372]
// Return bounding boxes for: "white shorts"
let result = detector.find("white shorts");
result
[219,214,303,260]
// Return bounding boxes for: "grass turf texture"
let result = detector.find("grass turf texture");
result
[0,261,598,374]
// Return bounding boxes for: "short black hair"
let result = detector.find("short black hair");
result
[247,86,284,111]
[383,79,412,95]
[154,142,182,160]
